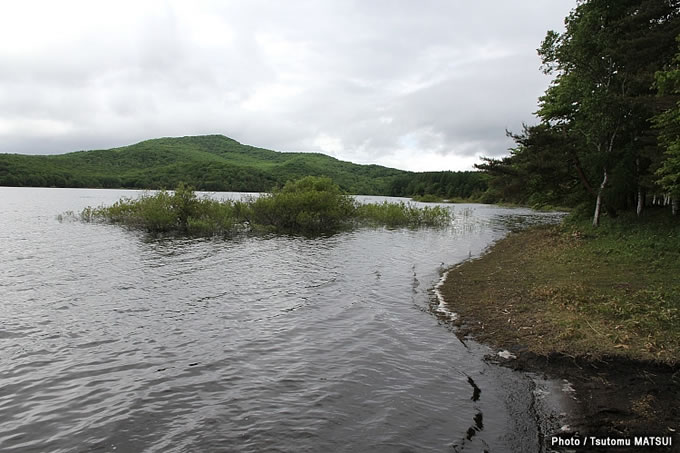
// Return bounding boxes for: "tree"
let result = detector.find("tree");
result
[654,37,680,215]
[476,124,582,206]
[536,0,680,224]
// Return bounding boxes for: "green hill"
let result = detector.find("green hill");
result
[0,135,405,194]
[0,134,487,197]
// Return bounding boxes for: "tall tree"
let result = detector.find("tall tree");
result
[654,37,680,215]
[536,0,680,224]
[476,124,582,206]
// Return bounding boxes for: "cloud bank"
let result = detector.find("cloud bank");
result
[0,0,574,171]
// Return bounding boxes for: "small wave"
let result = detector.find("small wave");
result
[433,269,458,321]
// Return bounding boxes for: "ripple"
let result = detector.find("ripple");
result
[0,188,568,452]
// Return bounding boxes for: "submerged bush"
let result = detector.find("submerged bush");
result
[78,177,452,236]
[249,176,356,234]
[355,201,452,227]
[84,183,239,235]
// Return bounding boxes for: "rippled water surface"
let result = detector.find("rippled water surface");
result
[0,188,564,452]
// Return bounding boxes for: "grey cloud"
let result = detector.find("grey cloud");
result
[0,0,575,170]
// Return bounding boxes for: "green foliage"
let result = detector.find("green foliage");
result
[0,135,484,200]
[563,208,680,254]
[388,171,487,200]
[80,177,452,236]
[477,0,680,219]
[354,201,451,228]
[0,135,406,195]
[99,191,178,233]
[536,0,680,213]
[476,124,584,207]
[184,199,239,236]
[87,185,238,235]
[654,38,680,197]
[249,176,356,234]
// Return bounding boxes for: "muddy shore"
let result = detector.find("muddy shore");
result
[439,226,679,451]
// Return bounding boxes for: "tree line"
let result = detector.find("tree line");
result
[389,171,488,200]
[477,0,680,223]
[0,135,488,200]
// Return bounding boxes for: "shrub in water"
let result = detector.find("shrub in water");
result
[355,201,451,227]
[83,184,239,235]
[249,176,356,234]
[78,177,452,236]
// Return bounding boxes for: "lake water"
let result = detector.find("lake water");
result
[0,187,566,452]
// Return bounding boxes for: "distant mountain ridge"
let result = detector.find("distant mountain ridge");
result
[0,135,406,194]
[0,134,487,197]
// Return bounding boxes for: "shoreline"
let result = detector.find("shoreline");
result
[438,225,679,450]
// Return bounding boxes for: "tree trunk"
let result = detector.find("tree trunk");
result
[673,198,679,216]
[636,186,644,217]
[572,156,597,197]
[593,168,608,227]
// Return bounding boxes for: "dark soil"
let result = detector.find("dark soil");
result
[494,351,680,452]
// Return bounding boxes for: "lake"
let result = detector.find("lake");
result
[0,187,566,452]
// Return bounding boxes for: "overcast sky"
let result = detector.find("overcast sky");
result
[0,0,575,171]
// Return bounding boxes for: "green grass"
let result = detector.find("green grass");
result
[355,201,452,227]
[547,211,680,359]
[440,210,680,364]
[75,177,453,236]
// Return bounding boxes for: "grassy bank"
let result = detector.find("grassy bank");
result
[440,211,680,364]
[72,177,452,235]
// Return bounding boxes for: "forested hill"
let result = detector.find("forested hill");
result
[0,134,487,197]
[0,135,402,194]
